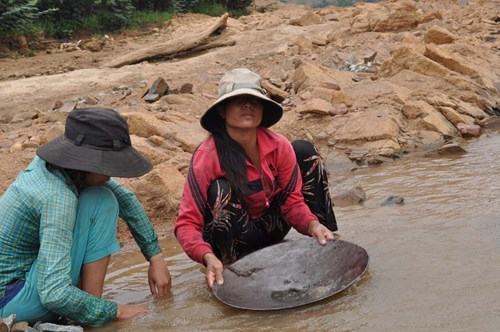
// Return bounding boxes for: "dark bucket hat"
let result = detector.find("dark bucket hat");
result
[200,68,284,132]
[37,107,152,178]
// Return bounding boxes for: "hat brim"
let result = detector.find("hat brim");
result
[37,136,152,178]
[201,88,283,132]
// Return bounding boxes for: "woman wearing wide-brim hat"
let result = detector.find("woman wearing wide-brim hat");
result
[175,68,338,288]
[0,108,171,326]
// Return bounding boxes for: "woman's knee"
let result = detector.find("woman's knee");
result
[292,140,318,161]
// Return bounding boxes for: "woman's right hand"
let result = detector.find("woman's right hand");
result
[116,304,147,320]
[203,253,224,288]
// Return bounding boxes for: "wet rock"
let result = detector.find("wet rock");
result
[457,123,481,137]
[297,98,333,116]
[289,12,321,26]
[381,195,405,206]
[482,117,500,131]
[424,26,456,45]
[332,186,366,207]
[434,143,467,156]
[144,77,169,103]
[34,322,83,332]
[324,149,357,175]
[261,80,288,103]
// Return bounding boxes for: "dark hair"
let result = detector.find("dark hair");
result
[212,121,249,204]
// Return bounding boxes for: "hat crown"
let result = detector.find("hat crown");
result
[218,68,265,98]
[65,108,131,150]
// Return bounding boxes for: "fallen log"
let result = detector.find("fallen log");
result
[105,13,229,68]
[188,38,236,54]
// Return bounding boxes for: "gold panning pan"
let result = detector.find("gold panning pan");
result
[213,238,368,310]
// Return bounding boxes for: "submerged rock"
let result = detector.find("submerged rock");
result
[34,322,83,332]
[332,185,366,207]
[425,143,467,157]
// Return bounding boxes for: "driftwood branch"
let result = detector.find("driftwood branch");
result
[188,38,236,53]
[105,13,229,68]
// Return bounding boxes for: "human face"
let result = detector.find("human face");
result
[84,173,110,187]
[222,95,263,130]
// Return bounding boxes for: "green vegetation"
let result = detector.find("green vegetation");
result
[0,0,249,40]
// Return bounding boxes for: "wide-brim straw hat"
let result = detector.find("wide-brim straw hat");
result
[37,107,152,178]
[201,68,283,132]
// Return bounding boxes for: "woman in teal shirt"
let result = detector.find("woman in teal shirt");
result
[0,108,171,326]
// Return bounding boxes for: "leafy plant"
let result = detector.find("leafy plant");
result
[0,0,54,35]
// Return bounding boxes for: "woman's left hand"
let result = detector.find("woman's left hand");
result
[308,220,335,245]
[148,253,172,298]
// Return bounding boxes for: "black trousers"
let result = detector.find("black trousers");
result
[202,140,337,264]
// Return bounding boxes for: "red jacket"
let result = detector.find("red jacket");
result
[174,128,317,263]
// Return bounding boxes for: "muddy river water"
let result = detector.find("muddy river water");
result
[93,132,500,332]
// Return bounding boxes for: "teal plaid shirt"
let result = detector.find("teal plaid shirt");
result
[0,156,161,325]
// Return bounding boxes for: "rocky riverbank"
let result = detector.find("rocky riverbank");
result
[0,0,498,240]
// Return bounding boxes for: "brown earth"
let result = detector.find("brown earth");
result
[0,0,499,242]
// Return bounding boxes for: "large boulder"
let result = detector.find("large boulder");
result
[380,46,451,79]
[424,44,496,91]
[124,112,206,153]
[351,1,419,33]
[328,109,402,143]
[132,163,186,223]
[292,62,340,93]
[403,100,457,137]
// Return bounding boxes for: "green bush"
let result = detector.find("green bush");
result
[0,0,53,35]
[175,0,199,13]
[95,0,135,31]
